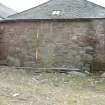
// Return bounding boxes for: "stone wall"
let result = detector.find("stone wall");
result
[0,19,105,69]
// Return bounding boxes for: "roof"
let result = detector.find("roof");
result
[0,3,16,18]
[8,0,105,19]
[0,18,3,20]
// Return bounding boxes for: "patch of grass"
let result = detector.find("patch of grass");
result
[0,68,105,105]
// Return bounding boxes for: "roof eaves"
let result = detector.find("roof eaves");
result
[1,18,105,23]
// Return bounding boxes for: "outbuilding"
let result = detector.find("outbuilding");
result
[0,0,105,70]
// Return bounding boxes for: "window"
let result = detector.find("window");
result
[52,10,61,15]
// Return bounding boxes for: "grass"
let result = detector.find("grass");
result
[0,67,105,105]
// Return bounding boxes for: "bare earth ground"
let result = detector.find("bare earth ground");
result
[0,67,105,105]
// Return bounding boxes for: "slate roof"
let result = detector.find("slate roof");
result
[8,0,105,19]
[0,3,16,19]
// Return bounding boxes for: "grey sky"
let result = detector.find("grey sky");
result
[0,0,105,12]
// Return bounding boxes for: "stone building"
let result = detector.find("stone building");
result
[0,0,105,70]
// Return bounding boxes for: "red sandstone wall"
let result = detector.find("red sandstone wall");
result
[0,19,105,70]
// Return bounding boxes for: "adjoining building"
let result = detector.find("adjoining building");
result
[0,0,105,70]
[0,17,3,20]
[0,3,16,19]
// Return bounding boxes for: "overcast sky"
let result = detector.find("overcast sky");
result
[0,0,105,12]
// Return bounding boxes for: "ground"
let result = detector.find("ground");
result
[0,67,105,105]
